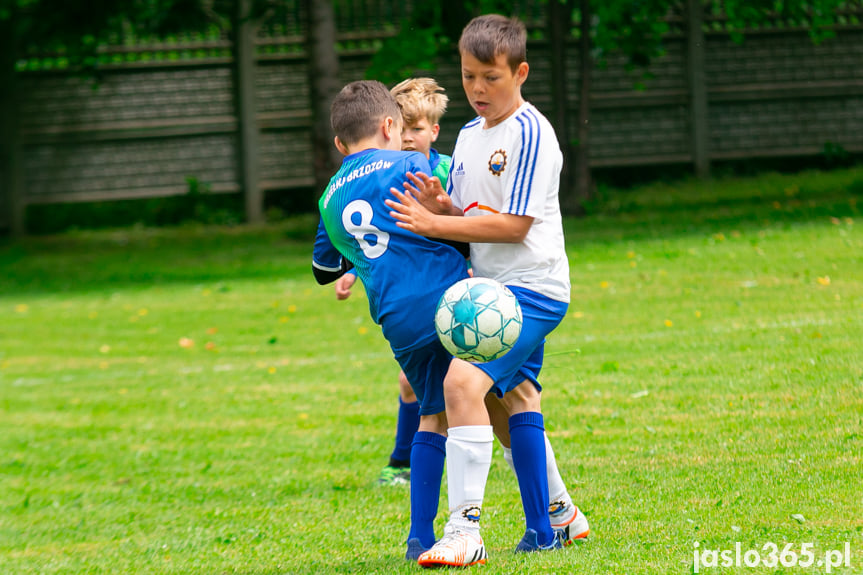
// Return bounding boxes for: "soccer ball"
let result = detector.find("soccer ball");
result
[434,277,522,362]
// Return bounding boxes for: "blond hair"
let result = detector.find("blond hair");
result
[390,78,448,126]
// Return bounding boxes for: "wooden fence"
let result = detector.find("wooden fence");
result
[1,1,862,234]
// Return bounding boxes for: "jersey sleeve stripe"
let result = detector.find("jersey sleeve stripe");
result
[446,163,455,197]
[512,110,540,215]
[517,112,534,215]
[463,117,482,130]
[521,109,542,215]
[312,260,342,272]
[511,116,528,213]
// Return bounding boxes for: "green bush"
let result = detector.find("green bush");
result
[26,184,244,234]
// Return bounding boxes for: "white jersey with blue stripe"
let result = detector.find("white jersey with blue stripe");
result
[447,102,570,303]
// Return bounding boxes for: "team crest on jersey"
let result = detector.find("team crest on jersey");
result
[488,149,507,176]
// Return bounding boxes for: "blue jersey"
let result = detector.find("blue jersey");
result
[429,148,452,184]
[313,148,469,353]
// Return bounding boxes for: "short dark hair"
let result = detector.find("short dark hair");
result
[330,81,402,146]
[458,14,527,71]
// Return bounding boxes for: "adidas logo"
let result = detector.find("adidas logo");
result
[453,162,465,176]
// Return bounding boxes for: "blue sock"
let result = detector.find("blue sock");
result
[390,398,420,466]
[408,431,446,548]
[509,412,555,546]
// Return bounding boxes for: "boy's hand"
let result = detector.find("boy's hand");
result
[403,172,455,215]
[334,273,357,300]
[386,187,438,237]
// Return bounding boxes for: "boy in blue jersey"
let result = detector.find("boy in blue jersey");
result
[386,14,589,566]
[312,79,470,561]
[333,78,453,487]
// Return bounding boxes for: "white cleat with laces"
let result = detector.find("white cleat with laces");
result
[416,524,487,567]
[550,504,590,545]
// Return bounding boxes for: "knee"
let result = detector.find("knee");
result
[501,380,542,414]
[444,360,489,401]
[398,371,416,402]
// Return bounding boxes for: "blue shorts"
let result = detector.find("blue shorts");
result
[475,286,568,397]
[394,338,452,416]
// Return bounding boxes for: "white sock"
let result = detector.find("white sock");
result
[503,434,574,516]
[447,425,493,532]
[503,446,515,475]
[544,434,570,505]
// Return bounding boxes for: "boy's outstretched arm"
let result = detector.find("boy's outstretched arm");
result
[386,187,532,244]
[399,172,460,216]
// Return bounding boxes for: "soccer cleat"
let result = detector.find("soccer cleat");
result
[514,527,564,553]
[377,465,410,486]
[405,538,431,561]
[550,505,590,545]
[417,525,487,567]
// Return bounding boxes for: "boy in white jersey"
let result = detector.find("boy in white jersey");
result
[334,78,453,487]
[386,14,589,566]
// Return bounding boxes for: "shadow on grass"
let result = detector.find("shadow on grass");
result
[1,169,861,297]
[0,217,320,297]
[570,168,862,243]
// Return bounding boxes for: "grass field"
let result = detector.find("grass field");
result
[1,168,862,574]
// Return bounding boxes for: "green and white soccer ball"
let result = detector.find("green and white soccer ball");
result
[434,277,523,363]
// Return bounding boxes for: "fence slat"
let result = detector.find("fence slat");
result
[235,0,263,224]
[7,1,863,233]
[687,0,710,177]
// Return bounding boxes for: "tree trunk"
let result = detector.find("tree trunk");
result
[305,0,341,197]
[233,0,262,224]
[0,13,23,235]
[548,0,573,213]
[574,0,593,211]
[686,0,710,177]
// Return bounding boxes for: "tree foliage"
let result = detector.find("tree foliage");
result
[4,0,851,76]
[364,17,443,84]
[364,0,514,83]
[0,0,225,65]
[591,0,671,68]
[588,0,848,73]
[715,0,847,43]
